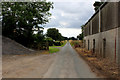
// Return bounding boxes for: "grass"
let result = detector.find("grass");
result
[49,47,60,53]
[48,41,67,53]
[50,41,67,47]
[69,40,82,46]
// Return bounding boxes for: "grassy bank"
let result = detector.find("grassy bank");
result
[50,40,67,47]
[49,47,60,53]
[49,41,67,53]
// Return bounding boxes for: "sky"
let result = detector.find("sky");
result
[43,0,100,38]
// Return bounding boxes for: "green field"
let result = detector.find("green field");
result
[49,41,67,53]
[49,47,60,53]
[50,41,67,47]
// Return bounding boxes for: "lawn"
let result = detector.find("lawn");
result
[49,41,67,53]
[49,47,60,53]
[50,41,67,47]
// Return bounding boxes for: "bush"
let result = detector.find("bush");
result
[48,40,54,46]
[45,37,54,46]
[60,41,64,45]
[54,41,61,46]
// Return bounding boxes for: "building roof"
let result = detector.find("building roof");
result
[84,2,108,26]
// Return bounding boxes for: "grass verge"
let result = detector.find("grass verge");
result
[75,47,119,79]
[48,41,67,53]
[49,47,60,53]
[50,41,67,47]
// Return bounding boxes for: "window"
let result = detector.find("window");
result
[84,40,86,48]
[93,39,95,53]
[103,38,106,58]
[88,40,89,50]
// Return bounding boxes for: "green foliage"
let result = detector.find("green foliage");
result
[50,41,67,47]
[49,47,59,53]
[68,37,77,40]
[77,33,83,40]
[45,37,54,46]
[60,41,67,47]
[93,1,104,11]
[46,28,63,41]
[53,41,61,46]
[63,36,69,40]
[2,1,53,48]
[77,25,84,40]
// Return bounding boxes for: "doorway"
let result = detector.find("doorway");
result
[93,39,95,53]
[88,40,89,50]
[103,38,106,58]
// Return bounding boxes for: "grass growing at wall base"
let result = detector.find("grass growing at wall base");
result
[49,47,60,53]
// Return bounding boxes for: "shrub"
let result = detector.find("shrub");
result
[45,37,54,46]
[54,41,61,46]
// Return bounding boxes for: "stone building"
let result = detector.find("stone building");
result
[84,2,120,63]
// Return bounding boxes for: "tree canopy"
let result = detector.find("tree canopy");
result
[2,1,53,47]
[46,28,63,41]
[93,1,104,11]
[77,25,84,40]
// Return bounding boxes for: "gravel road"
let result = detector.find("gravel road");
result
[3,42,100,78]
[2,53,56,78]
[43,42,99,78]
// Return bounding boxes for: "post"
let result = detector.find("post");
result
[46,40,49,50]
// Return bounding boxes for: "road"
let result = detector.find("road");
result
[3,42,99,78]
[43,42,99,78]
[2,52,55,78]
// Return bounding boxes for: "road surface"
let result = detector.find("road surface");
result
[43,42,99,78]
[3,42,99,78]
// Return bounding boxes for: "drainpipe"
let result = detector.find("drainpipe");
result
[114,2,118,63]
[91,20,92,35]
[99,8,101,33]
[98,8,101,56]
[115,29,117,63]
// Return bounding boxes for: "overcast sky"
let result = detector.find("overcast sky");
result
[43,0,100,38]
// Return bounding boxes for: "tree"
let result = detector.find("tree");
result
[93,1,104,11]
[46,28,63,41]
[69,37,77,40]
[77,34,83,40]
[77,25,84,40]
[2,1,53,47]
[63,36,68,40]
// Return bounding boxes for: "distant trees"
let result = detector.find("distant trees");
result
[68,37,77,40]
[77,34,83,40]
[46,28,63,41]
[2,1,53,48]
[63,36,69,40]
[93,1,104,11]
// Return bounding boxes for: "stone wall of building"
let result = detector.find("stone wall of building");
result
[84,2,120,62]
[84,28,119,62]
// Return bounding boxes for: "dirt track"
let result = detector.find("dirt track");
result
[3,42,101,78]
[2,53,56,78]
[43,42,99,78]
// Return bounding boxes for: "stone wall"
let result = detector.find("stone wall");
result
[84,28,119,62]
[84,2,120,62]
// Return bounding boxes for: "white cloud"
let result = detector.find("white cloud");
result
[45,1,95,28]
[43,28,82,38]
[47,0,100,2]
[44,0,98,37]
[50,16,56,19]
[59,22,69,26]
